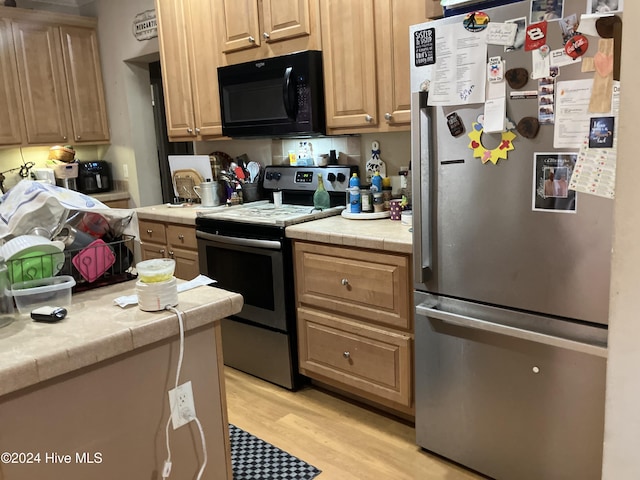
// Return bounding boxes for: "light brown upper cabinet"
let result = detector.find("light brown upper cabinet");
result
[216,0,321,65]
[5,7,110,146]
[0,18,24,147]
[59,26,110,143]
[321,0,432,134]
[156,0,223,140]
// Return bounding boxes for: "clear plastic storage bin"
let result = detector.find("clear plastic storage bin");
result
[11,275,76,314]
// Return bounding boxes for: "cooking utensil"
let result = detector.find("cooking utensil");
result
[172,168,204,200]
[247,162,261,183]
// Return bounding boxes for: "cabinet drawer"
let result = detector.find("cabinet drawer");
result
[298,307,412,407]
[166,224,197,251]
[138,220,167,245]
[294,242,410,330]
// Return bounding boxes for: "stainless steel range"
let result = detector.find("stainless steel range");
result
[195,165,357,389]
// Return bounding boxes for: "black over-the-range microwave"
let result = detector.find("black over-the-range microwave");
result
[217,50,326,137]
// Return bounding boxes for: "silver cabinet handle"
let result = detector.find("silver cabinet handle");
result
[343,351,350,359]
[263,32,270,39]
[341,278,349,286]
[76,135,81,140]
[63,136,67,140]
[168,251,174,258]
[416,304,608,358]
[159,248,165,254]
[365,115,373,123]
[187,127,193,134]
[248,36,255,43]
[146,229,153,234]
[195,127,200,134]
[384,113,392,121]
[178,234,184,240]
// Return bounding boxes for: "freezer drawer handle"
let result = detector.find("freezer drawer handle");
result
[416,304,607,358]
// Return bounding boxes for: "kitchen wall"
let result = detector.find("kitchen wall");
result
[601,1,640,477]
[80,0,162,208]
[195,131,411,184]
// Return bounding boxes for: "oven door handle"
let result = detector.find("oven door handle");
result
[196,231,282,250]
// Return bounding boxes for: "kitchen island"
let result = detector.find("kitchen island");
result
[0,280,242,480]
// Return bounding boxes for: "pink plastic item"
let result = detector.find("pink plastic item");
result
[72,239,116,283]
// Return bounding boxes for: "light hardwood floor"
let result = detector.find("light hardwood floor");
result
[224,367,485,480]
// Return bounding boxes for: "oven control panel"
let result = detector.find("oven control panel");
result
[295,171,315,183]
[263,165,358,193]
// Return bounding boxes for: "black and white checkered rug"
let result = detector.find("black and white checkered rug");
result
[229,424,322,480]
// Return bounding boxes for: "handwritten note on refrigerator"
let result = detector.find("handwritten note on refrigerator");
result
[427,23,487,106]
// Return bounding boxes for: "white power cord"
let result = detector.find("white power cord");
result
[161,306,208,480]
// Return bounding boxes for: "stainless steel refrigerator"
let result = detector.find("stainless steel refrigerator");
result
[410,1,619,479]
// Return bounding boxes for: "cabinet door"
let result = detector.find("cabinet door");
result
[320,0,377,130]
[59,26,110,143]
[0,19,24,146]
[216,0,261,54]
[12,21,72,144]
[186,0,223,137]
[140,243,167,261]
[262,0,310,43]
[375,0,430,129]
[156,0,197,138]
[169,247,199,280]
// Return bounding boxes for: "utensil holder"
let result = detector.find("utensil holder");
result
[241,183,263,203]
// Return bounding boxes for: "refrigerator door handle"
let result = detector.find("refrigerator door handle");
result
[411,91,432,286]
[416,303,608,358]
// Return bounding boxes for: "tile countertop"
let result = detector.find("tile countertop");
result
[286,215,413,254]
[0,281,243,398]
[134,203,414,254]
[93,190,130,203]
[135,203,212,225]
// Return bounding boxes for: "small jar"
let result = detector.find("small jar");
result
[373,192,385,213]
[382,186,392,211]
[361,189,372,212]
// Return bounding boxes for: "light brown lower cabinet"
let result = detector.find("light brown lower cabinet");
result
[297,306,412,408]
[138,219,199,280]
[294,240,414,414]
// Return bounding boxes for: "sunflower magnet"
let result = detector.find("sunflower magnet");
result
[467,122,516,164]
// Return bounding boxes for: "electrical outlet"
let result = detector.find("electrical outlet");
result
[123,164,129,178]
[168,381,196,429]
